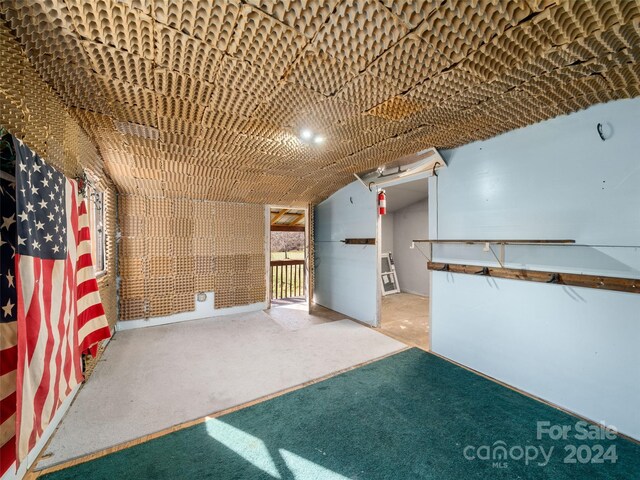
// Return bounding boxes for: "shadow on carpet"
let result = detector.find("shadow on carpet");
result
[42,349,640,479]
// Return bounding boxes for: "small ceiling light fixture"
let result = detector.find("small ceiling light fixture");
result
[298,128,325,145]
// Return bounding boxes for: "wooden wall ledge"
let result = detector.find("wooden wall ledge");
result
[427,262,640,294]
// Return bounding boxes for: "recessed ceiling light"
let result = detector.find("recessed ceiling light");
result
[313,135,325,144]
[300,129,313,140]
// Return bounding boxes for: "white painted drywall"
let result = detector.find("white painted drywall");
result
[393,198,429,296]
[429,98,640,439]
[381,213,394,254]
[314,181,378,325]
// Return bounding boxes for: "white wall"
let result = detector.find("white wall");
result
[429,98,640,439]
[393,199,429,296]
[380,213,394,253]
[314,181,378,325]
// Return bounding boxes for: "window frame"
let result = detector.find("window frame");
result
[86,184,106,277]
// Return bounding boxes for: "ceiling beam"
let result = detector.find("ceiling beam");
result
[270,209,289,224]
[271,225,305,232]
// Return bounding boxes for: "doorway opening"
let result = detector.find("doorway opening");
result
[378,178,430,349]
[269,207,306,307]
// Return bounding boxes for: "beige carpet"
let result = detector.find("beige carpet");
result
[37,310,405,469]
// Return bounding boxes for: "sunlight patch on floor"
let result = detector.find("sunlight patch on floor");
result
[205,417,281,478]
[280,449,351,480]
[205,416,352,479]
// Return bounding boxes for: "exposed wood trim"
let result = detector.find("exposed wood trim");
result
[343,238,376,245]
[271,225,305,232]
[270,209,289,224]
[414,239,575,244]
[427,262,640,294]
[293,215,306,225]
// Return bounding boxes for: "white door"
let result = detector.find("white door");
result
[313,181,379,326]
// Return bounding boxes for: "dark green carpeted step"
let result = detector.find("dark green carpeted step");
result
[42,349,640,479]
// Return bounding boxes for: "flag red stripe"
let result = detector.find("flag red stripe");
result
[79,326,111,353]
[0,391,16,423]
[24,258,42,363]
[77,277,99,296]
[0,437,15,475]
[0,345,17,375]
[78,227,90,242]
[77,253,93,270]
[31,259,55,440]
[78,302,105,323]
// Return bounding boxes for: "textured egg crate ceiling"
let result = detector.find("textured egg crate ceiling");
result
[1,0,640,204]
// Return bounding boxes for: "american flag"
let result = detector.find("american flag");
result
[0,171,18,477]
[10,137,110,467]
[76,198,111,356]
[14,136,82,464]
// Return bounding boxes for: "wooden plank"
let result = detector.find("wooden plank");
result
[271,225,305,232]
[413,239,575,244]
[427,262,640,294]
[342,238,376,245]
[271,260,305,267]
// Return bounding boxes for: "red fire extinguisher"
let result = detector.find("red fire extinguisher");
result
[378,189,386,215]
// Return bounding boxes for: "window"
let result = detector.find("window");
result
[87,186,106,275]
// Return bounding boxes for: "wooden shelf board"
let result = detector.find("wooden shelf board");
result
[427,262,640,294]
[413,239,575,245]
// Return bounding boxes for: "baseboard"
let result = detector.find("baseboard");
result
[399,289,429,298]
[1,384,81,480]
[429,350,640,444]
[115,295,267,332]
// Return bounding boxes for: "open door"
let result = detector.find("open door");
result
[313,182,379,326]
[269,207,307,307]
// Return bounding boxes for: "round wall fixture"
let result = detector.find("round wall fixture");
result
[196,292,207,302]
[597,122,613,141]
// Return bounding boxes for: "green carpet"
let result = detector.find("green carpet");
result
[42,349,640,479]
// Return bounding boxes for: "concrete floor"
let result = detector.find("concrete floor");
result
[379,293,430,350]
[37,308,405,470]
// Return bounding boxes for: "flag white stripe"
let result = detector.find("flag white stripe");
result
[18,258,45,460]
[18,255,35,324]
[77,290,101,316]
[77,241,91,257]
[0,323,17,350]
[0,413,16,446]
[76,265,95,284]
[78,314,108,341]
[0,370,16,402]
